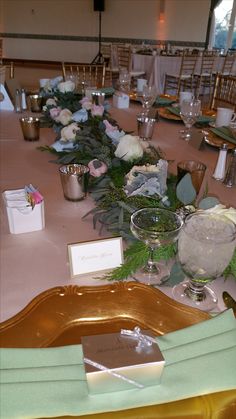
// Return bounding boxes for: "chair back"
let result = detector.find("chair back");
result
[179,51,199,76]
[0,65,6,84]
[199,50,218,75]
[3,61,14,79]
[116,45,132,71]
[221,51,236,75]
[101,43,112,67]
[211,73,236,111]
[62,63,111,88]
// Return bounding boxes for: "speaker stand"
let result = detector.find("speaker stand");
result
[91,11,104,64]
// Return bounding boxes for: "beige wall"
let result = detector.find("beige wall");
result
[1,0,210,62]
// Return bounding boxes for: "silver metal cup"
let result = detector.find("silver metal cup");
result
[91,91,105,106]
[137,114,156,140]
[59,164,89,201]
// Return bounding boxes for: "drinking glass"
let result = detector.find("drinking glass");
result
[180,98,201,140]
[140,85,158,113]
[173,212,236,311]
[130,208,183,285]
[119,68,131,93]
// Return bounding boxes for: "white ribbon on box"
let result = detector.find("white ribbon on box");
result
[120,326,157,349]
[84,327,158,389]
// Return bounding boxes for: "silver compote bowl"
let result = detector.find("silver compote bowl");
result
[130,208,183,285]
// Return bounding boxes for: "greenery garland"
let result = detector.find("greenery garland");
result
[39,88,236,281]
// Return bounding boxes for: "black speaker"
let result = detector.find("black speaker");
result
[93,0,105,12]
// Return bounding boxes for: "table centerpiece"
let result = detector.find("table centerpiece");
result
[38,79,236,283]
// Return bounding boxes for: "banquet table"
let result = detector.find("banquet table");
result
[132,53,236,94]
[0,101,236,324]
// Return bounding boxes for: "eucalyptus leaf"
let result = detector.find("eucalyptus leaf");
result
[176,173,196,205]
[198,196,220,209]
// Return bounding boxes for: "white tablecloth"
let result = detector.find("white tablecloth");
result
[132,54,236,94]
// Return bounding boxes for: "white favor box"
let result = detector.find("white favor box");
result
[3,189,45,234]
[113,92,130,109]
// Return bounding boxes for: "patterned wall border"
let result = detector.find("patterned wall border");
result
[0,33,205,47]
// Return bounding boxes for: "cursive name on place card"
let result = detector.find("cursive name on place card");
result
[68,237,123,277]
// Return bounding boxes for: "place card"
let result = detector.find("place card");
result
[0,84,14,111]
[68,237,123,277]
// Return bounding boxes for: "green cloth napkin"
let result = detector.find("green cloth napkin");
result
[166,106,180,116]
[155,97,176,106]
[98,87,115,96]
[210,126,236,145]
[1,310,236,419]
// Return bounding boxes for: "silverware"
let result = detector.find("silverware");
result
[222,291,236,315]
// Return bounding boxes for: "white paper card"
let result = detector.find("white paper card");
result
[68,237,123,277]
[0,84,14,111]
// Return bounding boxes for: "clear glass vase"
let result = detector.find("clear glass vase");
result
[173,212,236,311]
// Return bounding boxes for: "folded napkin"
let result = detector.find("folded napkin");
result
[1,310,236,419]
[155,96,176,106]
[98,87,115,96]
[197,114,215,124]
[210,126,236,145]
[166,106,180,116]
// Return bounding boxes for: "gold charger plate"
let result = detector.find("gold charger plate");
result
[0,281,235,419]
[158,106,182,121]
[128,93,177,104]
[158,108,216,122]
[159,94,178,101]
[203,129,236,150]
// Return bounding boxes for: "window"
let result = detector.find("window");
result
[210,0,236,50]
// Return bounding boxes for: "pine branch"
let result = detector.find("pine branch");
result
[104,241,176,281]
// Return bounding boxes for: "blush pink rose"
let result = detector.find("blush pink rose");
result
[49,107,61,119]
[103,120,117,132]
[91,104,104,117]
[80,97,93,110]
[88,159,108,177]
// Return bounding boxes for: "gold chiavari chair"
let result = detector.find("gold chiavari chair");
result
[194,50,218,98]
[100,43,112,67]
[2,61,22,104]
[3,61,15,79]
[164,51,199,96]
[211,73,236,112]
[112,44,146,86]
[221,50,236,75]
[62,63,112,88]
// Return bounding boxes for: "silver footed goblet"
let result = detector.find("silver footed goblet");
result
[130,208,183,285]
[173,212,236,311]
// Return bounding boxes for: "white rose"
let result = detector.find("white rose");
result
[60,123,80,142]
[46,98,57,107]
[57,80,75,93]
[126,164,161,185]
[203,204,236,224]
[115,134,144,161]
[56,109,72,125]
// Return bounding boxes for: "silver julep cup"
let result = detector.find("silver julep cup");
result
[91,91,105,106]
[137,114,156,140]
[59,164,89,201]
